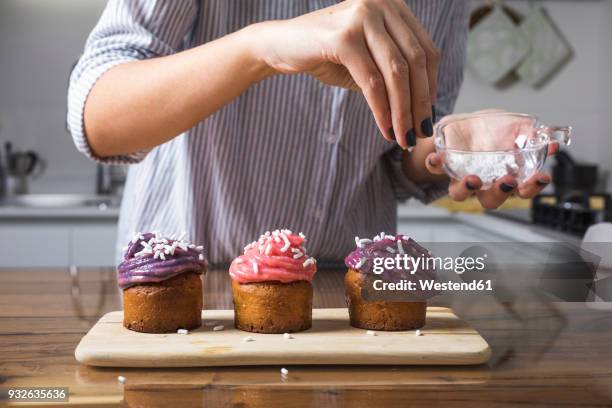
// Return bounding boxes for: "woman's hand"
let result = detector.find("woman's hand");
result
[422,111,553,209]
[252,0,439,149]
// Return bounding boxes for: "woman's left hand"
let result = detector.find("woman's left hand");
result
[424,152,552,209]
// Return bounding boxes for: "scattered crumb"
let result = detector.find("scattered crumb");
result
[117,375,126,384]
[243,336,255,342]
[283,333,293,339]
[280,368,289,376]
[366,330,377,336]
[177,329,189,335]
[213,325,225,331]
[415,329,423,336]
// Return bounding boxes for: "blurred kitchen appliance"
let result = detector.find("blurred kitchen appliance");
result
[2,142,44,195]
[96,164,127,196]
[532,151,610,236]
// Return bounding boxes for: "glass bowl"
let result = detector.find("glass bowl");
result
[434,112,571,189]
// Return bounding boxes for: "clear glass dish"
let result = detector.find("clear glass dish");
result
[434,112,572,189]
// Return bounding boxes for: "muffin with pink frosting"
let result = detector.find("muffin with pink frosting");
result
[229,229,317,333]
[118,232,207,333]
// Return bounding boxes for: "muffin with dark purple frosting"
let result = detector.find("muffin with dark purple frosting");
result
[344,233,433,331]
[118,232,207,333]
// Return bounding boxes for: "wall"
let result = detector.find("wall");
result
[455,0,612,191]
[0,0,610,193]
[0,0,107,193]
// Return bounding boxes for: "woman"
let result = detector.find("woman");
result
[68,0,550,264]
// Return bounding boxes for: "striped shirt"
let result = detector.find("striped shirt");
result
[67,0,469,265]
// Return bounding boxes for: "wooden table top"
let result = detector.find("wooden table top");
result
[1,268,612,407]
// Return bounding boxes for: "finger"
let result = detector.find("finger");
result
[383,15,433,140]
[449,175,482,201]
[339,34,393,142]
[476,176,518,210]
[363,17,412,149]
[518,173,551,198]
[425,152,445,175]
[390,4,439,113]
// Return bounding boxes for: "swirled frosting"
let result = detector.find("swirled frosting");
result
[229,229,317,284]
[117,232,207,290]
[345,232,435,283]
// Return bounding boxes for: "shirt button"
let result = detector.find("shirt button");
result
[326,132,338,144]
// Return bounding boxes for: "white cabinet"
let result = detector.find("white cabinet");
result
[0,225,70,267]
[0,221,117,267]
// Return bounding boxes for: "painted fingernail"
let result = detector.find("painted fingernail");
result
[388,127,395,141]
[421,117,433,137]
[500,182,516,193]
[536,179,549,187]
[406,128,417,147]
[432,105,437,124]
[466,181,477,190]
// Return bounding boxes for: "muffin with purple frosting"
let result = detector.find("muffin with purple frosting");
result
[118,232,207,333]
[344,233,433,331]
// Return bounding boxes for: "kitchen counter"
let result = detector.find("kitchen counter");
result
[1,269,611,407]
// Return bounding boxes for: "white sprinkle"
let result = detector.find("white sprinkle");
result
[298,232,305,239]
[366,330,377,336]
[402,235,410,240]
[280,233,291,252]
[153,251,160,259]
[355,236,361,247]
[355,258,366,269]
[397,240,405,255]
[159,252,166,260]
[415,329,423,336]
[198,254,204,261]
[282,229,293,235]
[243,336,255,342]
[385,246,396,254]
[280,368,289,376]
[265,244,272,255]
[234,258,243,264]
[213,325,225,331]
[303,258,315,267]
[252,261,259,274]
[177,329,189,335]
[359,238,372,245]
[292,251,303,259]
[283,333,293,339]
[196,245,204,251]
[117,375,126,384]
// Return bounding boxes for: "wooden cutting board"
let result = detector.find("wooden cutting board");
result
[75,307,490,367]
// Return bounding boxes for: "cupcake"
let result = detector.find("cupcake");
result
[229,229,317,333]
[118,232,207,333]
[344,233,433,331]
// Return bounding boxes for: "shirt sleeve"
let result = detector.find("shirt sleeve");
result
[387,1,470,203]
[67,0,198,164]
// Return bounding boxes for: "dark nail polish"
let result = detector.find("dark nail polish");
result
[421,117,433,137]
[500,183,516,193]
[388,127,395,141]
[406,128,417,147]
[432,105,437,124]
[536,179,549,187]
[466,181,477,191]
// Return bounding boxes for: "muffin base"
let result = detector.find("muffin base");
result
[345,268,426,331]
[231,280,312,333]
[123,272,203,333]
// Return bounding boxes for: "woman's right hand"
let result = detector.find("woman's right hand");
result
[251,0,439,149]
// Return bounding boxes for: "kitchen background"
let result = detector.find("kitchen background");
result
[0,0,611,268]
